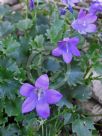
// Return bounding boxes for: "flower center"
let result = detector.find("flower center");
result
[65,43,69,53]
[37,89,44,100]
[83,21,87,27]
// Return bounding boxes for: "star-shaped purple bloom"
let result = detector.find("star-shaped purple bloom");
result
[52,37,80,63]
[72,9,97,34]
[29,0,34,10]
[20,74,62,119]
[89,1,102,14]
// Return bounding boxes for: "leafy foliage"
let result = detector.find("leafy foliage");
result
[0,1,101,136]
[72,118,95,136]
[66,64,84,86]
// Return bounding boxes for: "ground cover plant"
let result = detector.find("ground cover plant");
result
[0,0,102,135]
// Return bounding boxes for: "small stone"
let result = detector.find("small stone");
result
[92,71,102,105]
[0,0,18,5]
[80,99,102,122]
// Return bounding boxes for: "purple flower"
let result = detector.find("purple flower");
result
[59,8,67,15]
[61,0,79,15]
[72,9,97,34]
[89,1,102,14]
[29,0,34,10]
[52,37,80,63]
[61,0,80,6]
[68,5,73,13]
[59,6,73,16]
[92,0,102,2]
[20,74,62,119]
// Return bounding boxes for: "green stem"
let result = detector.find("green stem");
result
[42,123,44,136]
[84,66,93,79]
[46,109,67,124]
[84,113,102,117]
[26,0,28,19]
[91,75,102,80]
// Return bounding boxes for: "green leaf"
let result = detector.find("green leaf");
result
[7,61,19,73]
[6,40,20,54]
[31,52,43,68]
[36,15,49,35]
[43,57,61,73]
[4,37,29,64]
[0,41,3,51]
[34,35,44,49]
[0,57,19,75]
[7,11,23,23]
[47,19,64,43]
[4,98,21,116]
[0,112,7,125]
[16,19,33,31]
[64,113,72,125]
[56,98,73,108]
[3,38,28,64]
[93,63,102,74]
[0,124,21,136]
[22,112,38,135]
[0,5,11,16]
[0,80,19,99]
[66,65,84,86]
[72,85,92,101]
[72,118,94,136]
[0,67,13,81]
[0,21,14,37]
[92,130,99,136]
[36,24,49,35]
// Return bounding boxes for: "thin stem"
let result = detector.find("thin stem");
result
[46,126,48,136]
[46,109,67,124]
[42,123,44,136]
[57,123,64,135]
[84,66,93,79]
[36,0,39,7]
[26,0,28,19]
[84,113,102,117]
[91,75,102,80]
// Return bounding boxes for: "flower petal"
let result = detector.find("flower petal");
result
[89,3,102,14]
[45,89,63,104]
[86,24,97,33]
[36,99,50,119]
[71,20,79,30]
[78,9,86,18]
[68,37,79,46]
[61,0,68,4]
[20,83,35,97]
[62,52,72,63]
[63,38,69,41]
[52,47,62,57]
[22,93,37,113]
[58,40,66,51]
[85,14,97,23]
[35,74,49,90]
[70,44,80,56]
[29,0,34,10]
[72,20,87,34]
